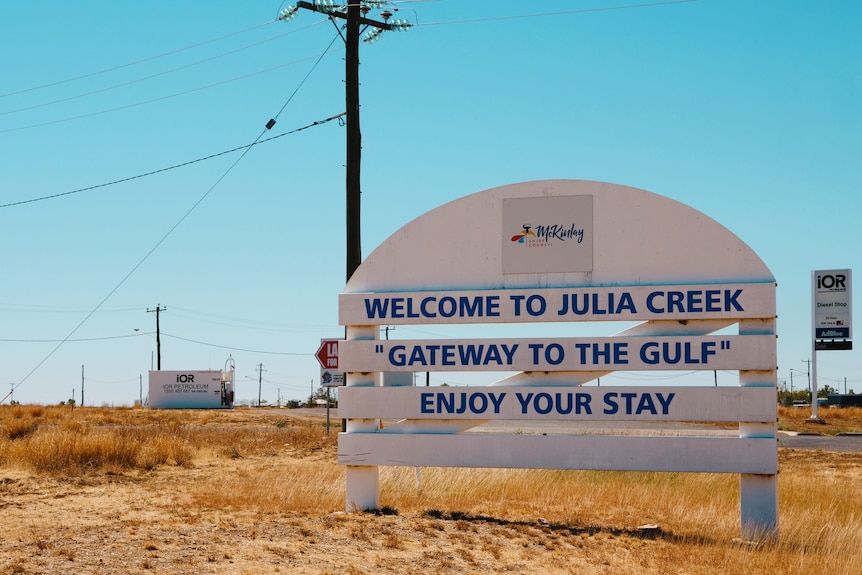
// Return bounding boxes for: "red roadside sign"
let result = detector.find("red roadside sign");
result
[315,339,339,369]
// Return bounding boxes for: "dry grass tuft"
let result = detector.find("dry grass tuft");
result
[0,405,334,475]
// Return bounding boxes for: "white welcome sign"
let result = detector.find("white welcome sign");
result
[338,180,778,540]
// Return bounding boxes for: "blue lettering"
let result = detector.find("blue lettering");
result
[687,291,702,313]
[364,298,389,318]
[555,392,572,415]
[621,392,638,414]
[667,291,684,313]
[705,290,721,312]
[501,344,518,365]
[421,297,437,318]
[646,292,663,314]
[635,394,657,415]
[726,289,743,312]
[617,292,637,314]
[603,392,619,414]
[441,345,456,366]
[487,296,501,317]
[460,297,482,317]
[516,392,533,414]
[391,297,405,318]
[438,393,455,414]
[409,346,429,366]
[657,392,675,415]
[484,345,501,365]
[575,393,592,415]
[489,392,506,414]
[406,297,420,318]
[469,393,488,414]
[534,392,553,414]
[459,345,483,365]
[640,342,659,364]
[390,345,406,366]
[439,297,457,318]
[421,392,434,414]
[701,341,716,363]
[510,294,525,316]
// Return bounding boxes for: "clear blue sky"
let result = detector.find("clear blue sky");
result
[1,0,860,406]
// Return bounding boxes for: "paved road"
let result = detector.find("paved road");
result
[777,433,862,453]
[300,408,862,452]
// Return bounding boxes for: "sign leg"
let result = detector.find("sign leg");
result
[346,465,379,511]
[740,473,778,541]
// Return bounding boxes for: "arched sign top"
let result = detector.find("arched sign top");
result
[345,180,774,293]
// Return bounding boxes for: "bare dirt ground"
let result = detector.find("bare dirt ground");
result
[1,448,687,575]
[1,408,861,575]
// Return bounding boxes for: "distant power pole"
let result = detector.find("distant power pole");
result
[147,305,166,370]
[256,363,265,407]
[81,365,85,407]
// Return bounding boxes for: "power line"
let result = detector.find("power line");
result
[0,50,340,134]
[162,332,311,356]
[0,19,279,100]
[0,21,327,118]
[417,0,697,26]
[0,333,152,343]
[0,112,345,209]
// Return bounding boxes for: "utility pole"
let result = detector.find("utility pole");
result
[802,358,811,400]
[147,305,165,370]
[81,365,85,407]
[287,2,407,281]
[256,363,265,407]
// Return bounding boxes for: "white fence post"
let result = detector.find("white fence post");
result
[344,325,379,512]
[739,318,779,540]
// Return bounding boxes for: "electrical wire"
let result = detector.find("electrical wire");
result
[0,21,328,118]
[0,19,279,100]
[0,112,345,209]
[0,333,151,343]
[417,0,696,26]
[0,49,342,134]
[169,308,334,333]
[162,332,311,356]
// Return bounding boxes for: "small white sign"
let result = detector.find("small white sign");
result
[813,269,852,340]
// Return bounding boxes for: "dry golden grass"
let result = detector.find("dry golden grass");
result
[778,405,862,434]
[1,404,861,575]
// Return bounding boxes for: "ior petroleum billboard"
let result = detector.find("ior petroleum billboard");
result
[148,370,234,409]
